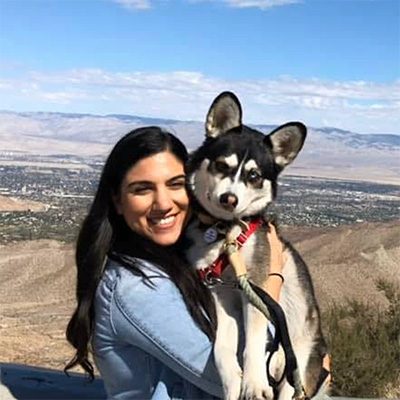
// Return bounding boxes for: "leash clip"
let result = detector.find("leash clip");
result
[204,271,223,287]
[223,240,238,255]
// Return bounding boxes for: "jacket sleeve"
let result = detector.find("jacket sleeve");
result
[111,265,224,398]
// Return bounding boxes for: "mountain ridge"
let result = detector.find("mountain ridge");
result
[1,110,399,144]
[0,110,399,185]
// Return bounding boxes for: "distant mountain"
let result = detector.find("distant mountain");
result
[106,113,183,125]
[315,127,400,150]
[1,110,399,149]
[0,110,399,184]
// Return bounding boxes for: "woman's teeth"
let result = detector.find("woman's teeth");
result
[151,215,175,226]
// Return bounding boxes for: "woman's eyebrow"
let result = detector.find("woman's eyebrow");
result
[125,174,186,188]
[168,174,186,182]
[126,180,153,188]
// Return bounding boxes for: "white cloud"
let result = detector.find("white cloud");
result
[223,0,302,10]
[114,0,302,11]
[0,69,399,134]
[113,0,151,10]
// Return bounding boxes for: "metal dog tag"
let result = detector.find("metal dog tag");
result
[204,227,218,243]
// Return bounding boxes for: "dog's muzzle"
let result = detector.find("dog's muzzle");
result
[219,192,238,210]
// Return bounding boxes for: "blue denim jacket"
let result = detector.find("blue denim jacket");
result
[92,256,223,400]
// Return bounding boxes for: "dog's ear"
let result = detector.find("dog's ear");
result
[266,122,307,168]
[206,91,242,138]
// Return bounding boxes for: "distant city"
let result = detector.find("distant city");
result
[1,156,399,244]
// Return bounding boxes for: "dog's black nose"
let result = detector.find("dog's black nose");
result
[219,192,238,209]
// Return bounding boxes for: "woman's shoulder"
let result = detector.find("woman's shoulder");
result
[98,255,193,344]
[95,255,177,322]
[99,255,176,301]
[102,255,168,283]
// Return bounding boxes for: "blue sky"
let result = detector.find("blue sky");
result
[0,0,399,133]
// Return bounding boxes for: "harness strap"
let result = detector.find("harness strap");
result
[198,218,264,282]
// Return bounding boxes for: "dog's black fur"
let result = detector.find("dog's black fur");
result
[184,92,328,400]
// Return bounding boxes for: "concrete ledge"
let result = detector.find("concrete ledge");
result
[0,363,106,399]
[0,362,382,400]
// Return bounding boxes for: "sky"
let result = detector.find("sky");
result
[0,0,399,134]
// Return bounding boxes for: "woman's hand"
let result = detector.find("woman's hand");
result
[267,222,286,274]
[264,222,286,301]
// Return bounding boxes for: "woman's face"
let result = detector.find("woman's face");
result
[114,151,189,246]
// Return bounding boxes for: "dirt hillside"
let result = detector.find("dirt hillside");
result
[0,194,48,212]
[283,220,400,311]
[0,220,399,372]
[0,240,75,370]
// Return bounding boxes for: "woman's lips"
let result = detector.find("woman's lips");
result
[148,214,177,229]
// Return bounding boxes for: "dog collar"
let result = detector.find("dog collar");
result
[198,217,264,284]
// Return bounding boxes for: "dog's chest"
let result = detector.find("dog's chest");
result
[185,220,225,269]
[185,220,268,283]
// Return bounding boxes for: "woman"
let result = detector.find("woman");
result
[65,126,292,399]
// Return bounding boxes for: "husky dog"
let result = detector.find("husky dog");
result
[185,92,328,400]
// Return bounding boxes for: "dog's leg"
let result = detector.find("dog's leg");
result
[276,340,316,400]
[276,379,294,400]
[241,300,274,400]
[267,347,294,400]
[213,291,242,400]
[291,341,315,399]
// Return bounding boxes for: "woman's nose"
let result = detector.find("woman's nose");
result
[152,187,173,210]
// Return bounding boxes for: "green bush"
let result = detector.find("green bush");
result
[323,279,400,397]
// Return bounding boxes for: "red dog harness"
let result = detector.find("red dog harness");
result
[198,218,264,283]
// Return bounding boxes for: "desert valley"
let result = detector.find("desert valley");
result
[0,112,399,397]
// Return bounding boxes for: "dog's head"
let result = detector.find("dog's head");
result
[187,91,306,221]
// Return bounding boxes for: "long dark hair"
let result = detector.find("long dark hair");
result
[65,126,217,378]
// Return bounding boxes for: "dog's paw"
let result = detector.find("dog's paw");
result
[222,366,242,400]
[240,374,273,400]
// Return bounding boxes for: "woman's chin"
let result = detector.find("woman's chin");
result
[145,224,182,246]
[150,233,181,246]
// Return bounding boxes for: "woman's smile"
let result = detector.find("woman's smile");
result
[114,151,189,246]
[148,214,177,228]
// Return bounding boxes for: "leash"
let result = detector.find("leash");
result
[223,230,308,400]
[248,281,307,399]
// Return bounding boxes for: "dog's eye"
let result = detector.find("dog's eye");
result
[214,161,230,174]
[248,169,261,183]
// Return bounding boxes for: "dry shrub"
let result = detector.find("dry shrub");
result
[323,279,400,397]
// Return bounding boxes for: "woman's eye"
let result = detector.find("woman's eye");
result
[248,170,261,182]
[169,180,186,189]
[132,186,151,195]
